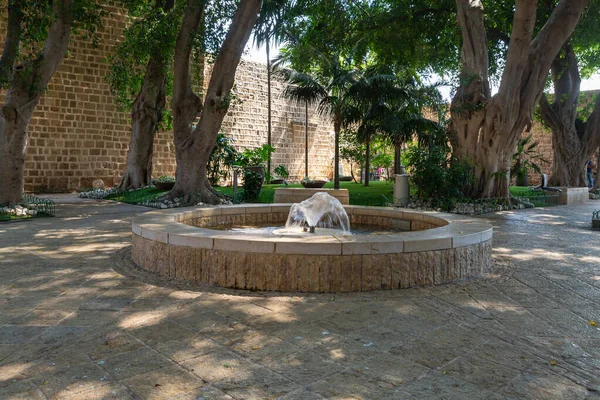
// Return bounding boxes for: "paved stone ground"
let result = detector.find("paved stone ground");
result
[1,195,600,400]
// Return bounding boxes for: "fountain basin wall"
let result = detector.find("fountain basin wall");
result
[131,204,493,292]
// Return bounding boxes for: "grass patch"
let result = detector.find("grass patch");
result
[106,180,395,207]
[216,180,394,206]
[105,187,167,203]
[509,186,559,207]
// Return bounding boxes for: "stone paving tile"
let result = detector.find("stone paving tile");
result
[10,309,73,326]
[278,388,326,400]
[265,349,344,383]
[152,335,221,363]
[3,198,600,398]
[0,325,48,344]
[99,346,174,381]
[170,385,234,399]
[352,353,430,386]
[495,364,591,399]
[310,369,397,399]
[31,362,112,399]
[215,365,299,399]
[120,364,205,400]
[395,371,496,399]
[85,331,146,362]
[128,320,192,344]
[0,379,44,399]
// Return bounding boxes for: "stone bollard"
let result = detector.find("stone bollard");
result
[393,174,410,207]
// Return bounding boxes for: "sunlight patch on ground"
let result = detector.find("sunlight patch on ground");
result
[60,242,127,254]
[0,362,29,382]
[578,256,600,263]
[509,248,568,261]
[118,311,168,329]
[168,291,204,300]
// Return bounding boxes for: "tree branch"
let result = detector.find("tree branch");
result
[518,0,588,117]
[0,0,24,85]
[582,94,600,152]
[497,0,537,102]
[204,0,263,103]
[538,92,561,132]
[35,0,74,88]
[172,0,205,108]
[455,0,488,81]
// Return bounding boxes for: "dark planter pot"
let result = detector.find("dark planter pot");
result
[339,176,353,182]
[154,181,175,191]
[301,180,327,188]
[245,165,265,192]
[515,174,528,187]
[270,178,286,184]
[246,166,265,182]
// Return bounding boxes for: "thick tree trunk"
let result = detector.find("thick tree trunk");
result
[450,0,588,198]
[364,137,370,187]
[0,0,73,205]
[266,38,272,179]
[119,55,167,190]
[333,116,341,189]
[169,0,262,205]
[539,43,600,188]
[0,103,35,205]
[118,0,173,190]
[594,150,600,191]
[394,139,402,175]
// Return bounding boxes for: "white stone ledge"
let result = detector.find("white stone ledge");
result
[132,205,492,255]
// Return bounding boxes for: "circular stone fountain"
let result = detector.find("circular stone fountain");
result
[131,193,493,292]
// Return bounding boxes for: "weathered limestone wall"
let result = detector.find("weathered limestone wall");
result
[131,233,492,292]
[0,7,334,193]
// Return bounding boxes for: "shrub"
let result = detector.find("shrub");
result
[243,170,263,200]
[405,145,473,203]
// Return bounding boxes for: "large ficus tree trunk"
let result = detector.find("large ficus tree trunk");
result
[539,43,600,188]
[449,0,588,198]
[0,0,73,205]
[118,0,174,191]
[169,0,262,205]
[118,54,167,190]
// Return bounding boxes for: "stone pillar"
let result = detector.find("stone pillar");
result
[394,174,411,207]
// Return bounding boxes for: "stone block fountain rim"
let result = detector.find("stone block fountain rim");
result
[131,204,493,292]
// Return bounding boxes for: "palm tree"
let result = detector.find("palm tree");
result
[342,69,411,186]
[378,79,446,175]
[278,55,358,189]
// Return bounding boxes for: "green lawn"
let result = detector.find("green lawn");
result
[106,180,395,207]
[509,185,559,207]
[216,180,394,205]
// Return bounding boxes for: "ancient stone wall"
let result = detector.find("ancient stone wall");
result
[1,7,334,193]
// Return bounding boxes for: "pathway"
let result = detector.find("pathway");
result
[0,195,599,399]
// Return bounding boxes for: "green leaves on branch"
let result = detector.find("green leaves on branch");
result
[106,1,181,110]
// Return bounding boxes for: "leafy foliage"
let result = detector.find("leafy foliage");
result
[405,144,473,202]
[237,144,276,167]
[106,0,239,112]
[207,133,239,186]
[274,164,289,179]
[0,0,103,89]
[243,170,263,200]
[510,134,548,181]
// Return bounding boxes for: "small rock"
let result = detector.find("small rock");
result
[92,179,105,190]
[159,204,167,209]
